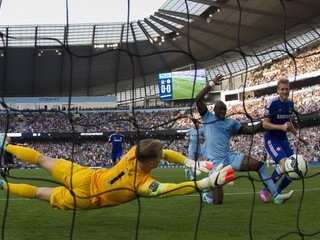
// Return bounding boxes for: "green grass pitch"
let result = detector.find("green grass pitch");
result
[172,77,206,99]
[0,166,319,240]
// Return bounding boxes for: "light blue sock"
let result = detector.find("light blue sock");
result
[261,165,283,192]
[202,192,213,204]
[258,164,278,198]
[0,180,6,189]
[0,133,8,151]
[184,168,195,181]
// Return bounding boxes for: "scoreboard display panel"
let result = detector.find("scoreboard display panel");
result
[158,69,206,100]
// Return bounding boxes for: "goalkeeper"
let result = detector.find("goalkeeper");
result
[0,134,234,210]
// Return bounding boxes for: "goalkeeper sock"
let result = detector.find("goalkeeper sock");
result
[3,182,37,199]
[6,145,41,165]
[277,174,292,194]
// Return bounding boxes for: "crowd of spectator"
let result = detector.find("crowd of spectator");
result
[246,42,320,86]
[0,83,318,134]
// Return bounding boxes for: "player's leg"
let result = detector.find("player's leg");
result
[185,151,196,180]
[111,153,117,167]
[259,139,286,201]
[3,152,14,174]
[202,158,226,204]
[49,159,94,210]
[241,156,277,199]
[1,133,58,173]
[242,155,293,204]
[202,186,223,204]
[1,133,62,203]
[265,140,287,182]
[184,168,194,180]
[5,144,58,174]
[276,143,294,193]
[115,152,123,165]
[0,180,53,202]
[277,174,292,194]
[0,133,10,153]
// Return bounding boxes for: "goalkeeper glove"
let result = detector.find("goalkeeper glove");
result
[197,164,234,189]
[184,158,213,176]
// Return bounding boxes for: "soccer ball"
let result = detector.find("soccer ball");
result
[284,155,308,180]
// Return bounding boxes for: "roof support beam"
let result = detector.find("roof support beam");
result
[32,27,38,96]
[149,15,219,54]
[130,22,147,99]
[140,19,174,71]
[157,10,278,35]
[114,24,124,97]
[188,0,306,22]
[86,25,96,96]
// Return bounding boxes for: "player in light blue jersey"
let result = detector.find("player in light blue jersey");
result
[184,122,204,180]
[259,78,308,203]
[195,74,294,204]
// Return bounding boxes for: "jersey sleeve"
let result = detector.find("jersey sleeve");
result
[186,129,190,137]
[108,134,113,143]
[139,180,199,198]
[199,127,204,136]
[232,118,242,134]
[162,149,186,165]
[264,97,276,118]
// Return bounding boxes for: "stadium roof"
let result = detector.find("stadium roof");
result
[0,0,320,98]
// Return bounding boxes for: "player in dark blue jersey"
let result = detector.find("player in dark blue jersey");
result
[259,78,308,203]
[108,125,126,167]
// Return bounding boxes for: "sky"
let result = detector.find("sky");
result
[0,0,167,25]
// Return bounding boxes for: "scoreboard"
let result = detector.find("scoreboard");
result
[158,69,206,101]
[158,72,173,100]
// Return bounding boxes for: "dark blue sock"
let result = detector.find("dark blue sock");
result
[277,174,292,193]
[271,167,282,183]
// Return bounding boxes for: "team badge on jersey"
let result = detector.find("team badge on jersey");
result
[148,181,160,195]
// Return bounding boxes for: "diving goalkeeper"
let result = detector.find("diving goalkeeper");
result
[0,134,234,210]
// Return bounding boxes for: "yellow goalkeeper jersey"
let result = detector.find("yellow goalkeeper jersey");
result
[90,146,158,207]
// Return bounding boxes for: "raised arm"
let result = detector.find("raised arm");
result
[238,121,263,135]
[195,74,223,116]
